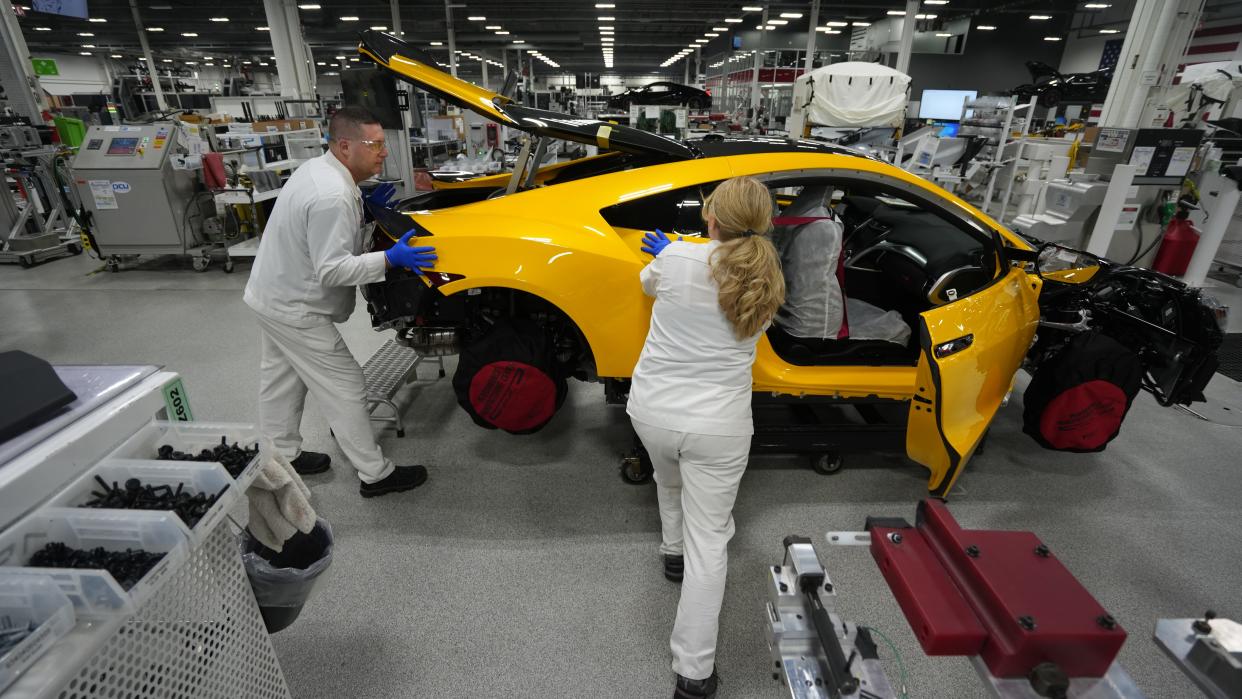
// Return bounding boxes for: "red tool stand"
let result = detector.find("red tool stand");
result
[863,499,1144,697]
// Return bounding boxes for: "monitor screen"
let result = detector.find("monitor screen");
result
[918,89,977,121]
[106,137,138,155]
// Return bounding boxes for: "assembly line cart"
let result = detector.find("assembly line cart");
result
[0,366,291,698]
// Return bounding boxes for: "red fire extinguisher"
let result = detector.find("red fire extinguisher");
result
[1152,200,1199,276]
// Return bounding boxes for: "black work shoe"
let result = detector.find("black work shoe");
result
[359,465,429,498]
[664,554,684,583]
[291,451,331,475]
[673,669,718,699]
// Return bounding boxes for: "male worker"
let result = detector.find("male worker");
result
[244,106,436,498]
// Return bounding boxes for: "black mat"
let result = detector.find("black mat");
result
[1219,333,1242,382]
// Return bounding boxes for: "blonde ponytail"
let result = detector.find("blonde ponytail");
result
[703,177,786,339]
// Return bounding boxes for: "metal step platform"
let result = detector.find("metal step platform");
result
[361,340,446,438]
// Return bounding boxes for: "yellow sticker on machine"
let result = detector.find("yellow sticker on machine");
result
[596,125,612,149]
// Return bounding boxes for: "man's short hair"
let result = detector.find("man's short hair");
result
[329,106,381,142]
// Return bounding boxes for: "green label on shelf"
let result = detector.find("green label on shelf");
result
[30,58,59,76]
[162,378,194,422]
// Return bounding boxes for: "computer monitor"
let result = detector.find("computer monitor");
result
[918,89,978,121]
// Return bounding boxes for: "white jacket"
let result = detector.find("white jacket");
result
[244,152,388,328]
[627,241,761,437]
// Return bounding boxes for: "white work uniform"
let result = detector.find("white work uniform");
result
[244,151,395,484]
[627,240,759,681]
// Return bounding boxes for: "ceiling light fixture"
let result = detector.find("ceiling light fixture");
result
[935,32,951,36]
[705,32,718,37]
[925,0,949,4]
[88,17,106,22]
[887,10,906,15]
[182,32,198,37]
[485,25,501,29]
[915,13,937,18]
[695,38,708,43]
[713,26,728,31]
[256,26,269,31]
[976,24,997,30]
[81,44,95,48]
[594,3,615,8]
[34,26,51,31]
[370,25,387,30]
[80,51,92,56]
[598,15,614,20]
[340,16,359,21]
[210,17,229,22]
[259,62,269,66]
[725,18,742,23]
[852,21,871,26]
[826,21,848,26]
[297,4,320,9]
[186,61,198,65]
[468,15,486,20]
[768,19,788,24]
[1099,28,1120,33]
[1029,14,1052,20]
[780,12,802,18]
[1043,36,1062,41]
[1084,3,1111,7]
[513,39,525,43]
[495,30,509,34]
[110,53,122,58]
[599,25,613,30]
[742,6,763,11]
[430,41,443,45]
[77,32,94,36]
[147,26,165,31]
[162,59,173,63]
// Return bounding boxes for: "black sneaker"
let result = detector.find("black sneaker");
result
[359,465,429,498]
[674,669,718,699]
[664,554,684,583]
[291,451,331,475]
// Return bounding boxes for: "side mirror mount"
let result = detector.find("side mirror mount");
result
[1036,244,1102,282]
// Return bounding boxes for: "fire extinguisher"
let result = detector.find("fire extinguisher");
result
[1151,195,1200,276]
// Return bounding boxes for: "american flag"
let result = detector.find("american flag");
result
[1098,39,1124,70]
[1175,15,1242,82]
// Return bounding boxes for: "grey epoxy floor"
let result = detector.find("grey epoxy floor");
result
[3,252,1241,699]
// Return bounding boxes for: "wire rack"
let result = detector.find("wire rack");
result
[49,525,291,699]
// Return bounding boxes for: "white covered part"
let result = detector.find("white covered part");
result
[1163,61,1242,119]
[771,186,845,340]
[845,298,912,345]
[796,61,911,128]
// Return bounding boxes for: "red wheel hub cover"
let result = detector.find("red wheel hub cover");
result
[1039,380,1127,451]
[468,361,557,432]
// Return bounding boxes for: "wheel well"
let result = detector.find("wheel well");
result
[448,287,599,381]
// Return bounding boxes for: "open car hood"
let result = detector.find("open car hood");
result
[358,31,696,161]
[1025,61,1061,80]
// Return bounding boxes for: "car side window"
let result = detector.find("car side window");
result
[599,182,719,236]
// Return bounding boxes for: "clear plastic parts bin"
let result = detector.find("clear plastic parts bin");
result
[0,574,75,692]
[108,420,262,488]
[48,459,237,546]
[0,509,190,618]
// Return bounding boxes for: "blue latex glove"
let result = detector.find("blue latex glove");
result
[641,228,676,257]
[365,182,398,209]
[385,229,437,275]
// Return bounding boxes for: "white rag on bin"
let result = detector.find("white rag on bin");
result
[246,440,317,552]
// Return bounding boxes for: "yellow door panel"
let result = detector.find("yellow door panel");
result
[907,266,1042,494]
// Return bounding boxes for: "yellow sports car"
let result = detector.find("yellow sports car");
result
[357,32,1224,495]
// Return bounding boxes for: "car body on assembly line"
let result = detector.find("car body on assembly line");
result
[1012,60,1113,108]
[356,31,1223,496]
[606,81,713,111]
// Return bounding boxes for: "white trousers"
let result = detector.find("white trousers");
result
[632,418,750,681]
[255,312,394,484]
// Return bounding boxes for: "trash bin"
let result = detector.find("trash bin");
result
[240,518,333,633]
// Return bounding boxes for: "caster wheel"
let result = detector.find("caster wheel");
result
[18,255,33,268]
[223,260,235,273]
[67,243,82,255]
[619,453,653,484]
[811,452,844,475]
[193,256,210,272]
[106,259,120,273]
[438,368,446,378]
[396,429,405,438]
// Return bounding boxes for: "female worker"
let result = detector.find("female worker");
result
[628,176,786,699]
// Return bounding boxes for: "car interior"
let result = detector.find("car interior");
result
[765,181,1000,367]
